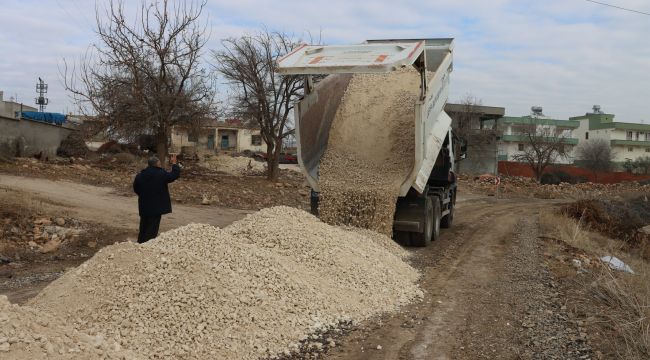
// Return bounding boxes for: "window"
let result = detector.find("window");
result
[646,133,650,141]
[627,131,633,140]
[646,148,650,153]
[188,132,198,142]
[518,143,524,151]
[585,132,589,140]
[636,132,641,141]
[628,147,634,152]
[251,134,262,146]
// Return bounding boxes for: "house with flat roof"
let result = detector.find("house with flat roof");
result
[171,119,265,155]
[497,107,579,164]
[570,106,650,165]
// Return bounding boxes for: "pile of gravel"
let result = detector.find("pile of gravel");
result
[318,68,420,235]
[0,295,139,359]
[25,207,420,359]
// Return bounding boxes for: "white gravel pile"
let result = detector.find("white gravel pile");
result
[201,155,265,176]
[0,295,139,360]
[318,68,420,235]
[28,207,420,359]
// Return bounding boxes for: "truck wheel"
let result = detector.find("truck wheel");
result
[411,196,434,247]
[441,192,455,228]
[431,197,441,241]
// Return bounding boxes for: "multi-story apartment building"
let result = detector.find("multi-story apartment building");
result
[497,107,579,164]
[571,106,650,164]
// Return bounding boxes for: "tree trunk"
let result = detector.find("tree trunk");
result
[265,141,276,181]
[156,130,168,163]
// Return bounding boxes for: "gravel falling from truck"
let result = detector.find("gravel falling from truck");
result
[318,68,420,235]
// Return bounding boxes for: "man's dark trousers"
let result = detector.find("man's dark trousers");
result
[138,215,161,243]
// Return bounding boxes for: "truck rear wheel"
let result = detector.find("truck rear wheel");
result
[441,192,455,228]
[411,196,438,247]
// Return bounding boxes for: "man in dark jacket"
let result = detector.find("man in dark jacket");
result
[133,155,181,243]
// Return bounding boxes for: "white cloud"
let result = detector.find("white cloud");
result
[0,0,649,122]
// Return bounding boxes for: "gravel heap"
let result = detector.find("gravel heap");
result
[0,295,139,359]
[28,207,420,359]
[201,155,265,176]
[318,68,420,235]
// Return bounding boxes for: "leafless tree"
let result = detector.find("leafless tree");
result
[62,0,215,160]
[453,94,483,137]
[634,156,650,175]
[576,139,614,181]
[214,30,304,181]
[512,124,570,182]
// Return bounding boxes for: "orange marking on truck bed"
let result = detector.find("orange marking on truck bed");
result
[375,54,388,62]
[308,56,325,64]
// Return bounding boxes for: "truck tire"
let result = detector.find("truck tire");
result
[431,197,441,241]
[441,192,455,228]
[411,196,435,247]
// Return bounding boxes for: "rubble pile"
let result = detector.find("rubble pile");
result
[25,207,421,359]
[200,155,266,176]
[56,132,89,158]
[460,174,650,199]
[318,68,420,235]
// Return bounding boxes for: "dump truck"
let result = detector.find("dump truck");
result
[278,38,464,246]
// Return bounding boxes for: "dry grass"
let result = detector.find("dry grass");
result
[540,210,650,359]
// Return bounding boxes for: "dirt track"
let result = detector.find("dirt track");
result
[1,175,593,358]
[326,196,590,360]
[0,174,249,231]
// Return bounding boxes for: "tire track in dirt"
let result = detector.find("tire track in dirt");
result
[325,197,552,360]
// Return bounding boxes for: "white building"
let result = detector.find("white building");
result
[571,106,650,164]
[171,119,266,155]
[497,107,579,164]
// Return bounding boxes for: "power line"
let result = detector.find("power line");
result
[585,0,650,16]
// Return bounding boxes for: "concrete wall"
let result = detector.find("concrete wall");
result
[0,115,73,158]
[498,141,576,164]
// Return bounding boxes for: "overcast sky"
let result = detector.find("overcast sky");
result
[1,0,649,122]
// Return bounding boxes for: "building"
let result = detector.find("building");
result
[171,119,266,155]
[497,107,579,164]
[0,91,74,158]
[571,106,650,165]
[445,103,505,175]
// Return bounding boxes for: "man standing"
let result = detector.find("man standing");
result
[133,155,181,243]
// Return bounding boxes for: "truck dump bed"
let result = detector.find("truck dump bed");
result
[278,38,454,196]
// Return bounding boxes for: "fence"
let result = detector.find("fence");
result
[498,161,650,184]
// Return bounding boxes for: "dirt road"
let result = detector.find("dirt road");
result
[326,196,591,360]
[0,174,250,231]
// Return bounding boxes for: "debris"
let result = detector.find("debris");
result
[599,256,634,274]
[200,155,266,176]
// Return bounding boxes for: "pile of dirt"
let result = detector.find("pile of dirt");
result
[562,197,650,255]
[56,132,88,158]
[0,295,140,359]
[318,68,420,235]
[460,174,650,200]
[200,155,265,176]
[27,207,420,359]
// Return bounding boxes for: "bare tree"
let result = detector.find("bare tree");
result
[512,124,570,182]
[62,0,215,160]
[634,156,650,175]
[576,139,614,181]
[214,30,304,181]
[453,94,483,137]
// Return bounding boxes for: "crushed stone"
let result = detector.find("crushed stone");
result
[27,206,421,359]
[0,295,139,359]
[318,68,420,235]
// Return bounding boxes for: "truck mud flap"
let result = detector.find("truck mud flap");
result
[393,197,426,233]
